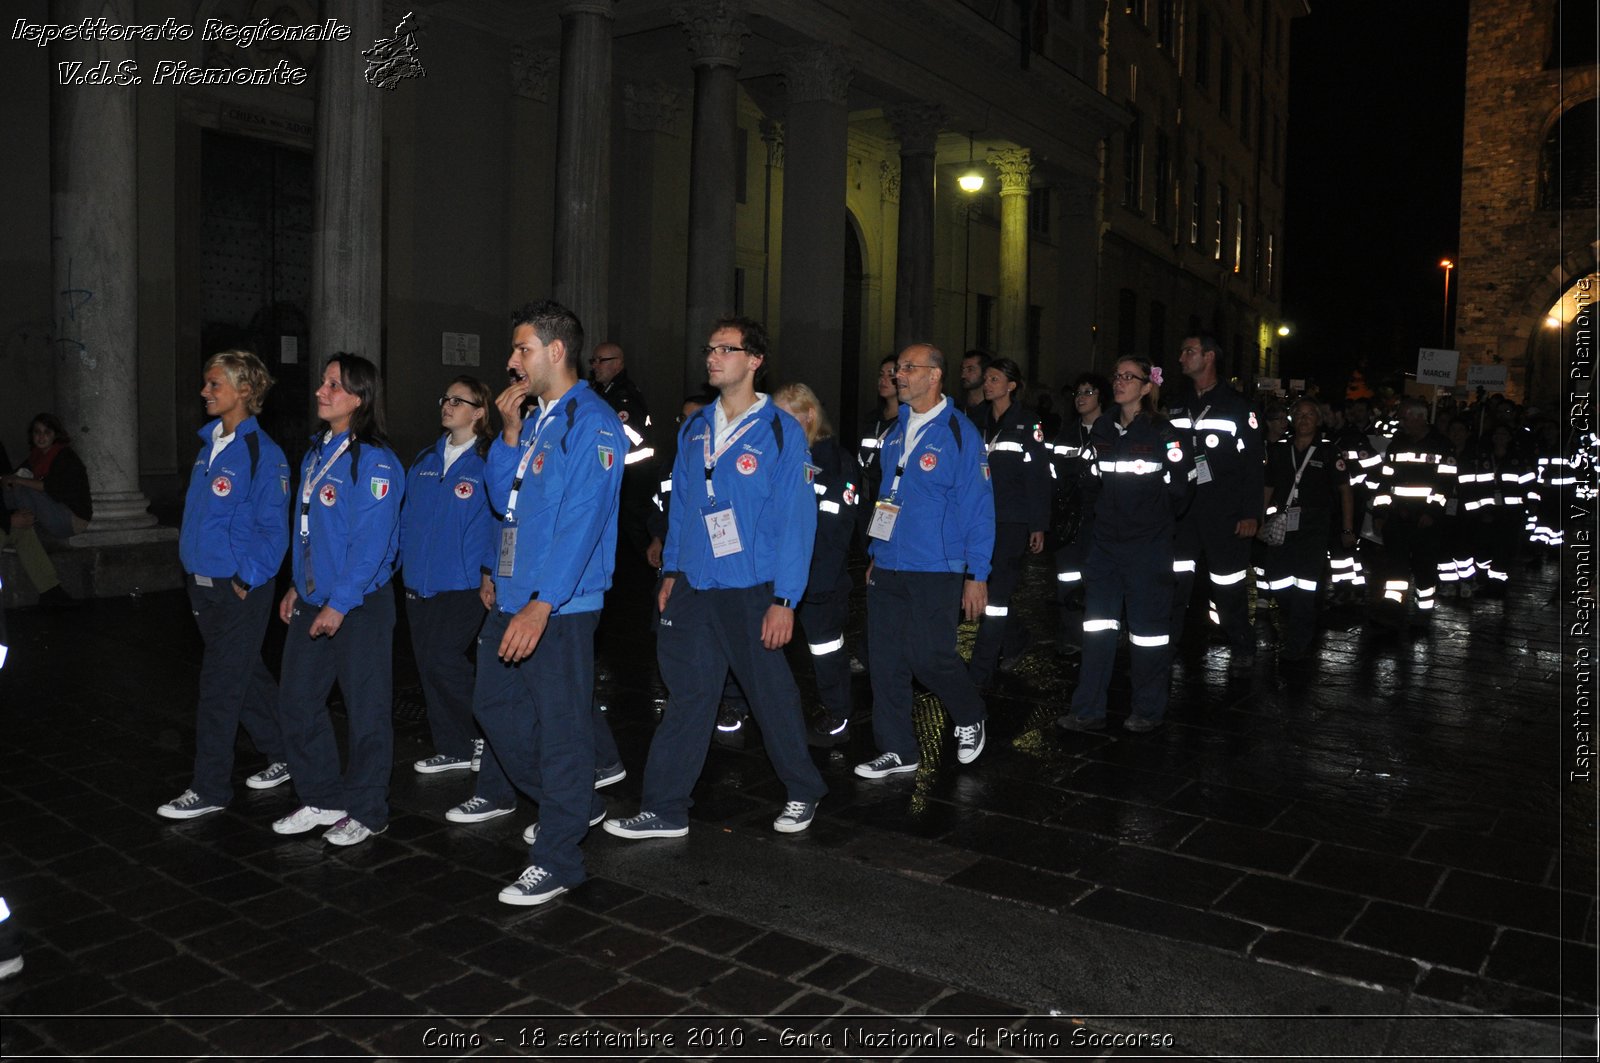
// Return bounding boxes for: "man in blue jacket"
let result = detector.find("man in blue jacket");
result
[605,316,826,838]
[856,343,995,778]
[478,300,625,906]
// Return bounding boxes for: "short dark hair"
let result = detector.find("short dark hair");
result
[1186,333,1223,361]
[325,352,389,445]
[712,315,769,359]
[511,300,585,372]
[962,349,992,370]
[1067,371,1111,413]
[29,411,70,445]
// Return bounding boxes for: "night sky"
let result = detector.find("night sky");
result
[1282,0,1470,394]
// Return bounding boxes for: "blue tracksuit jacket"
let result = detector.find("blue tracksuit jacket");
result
[291,431,403,613]
[178,416,291,589]
[400,435,497,597]
[867,398,996,579]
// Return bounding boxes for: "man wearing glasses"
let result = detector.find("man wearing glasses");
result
[855,343,995,779]
[606,316,826,837]
[1168,335,1264,670]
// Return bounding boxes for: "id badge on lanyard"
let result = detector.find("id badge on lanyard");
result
[498,408,556,579]
[497,526,518,578]
[1283,506,1301,532]
[298,436,350,597]
[702,501,743,557]
[867,500,900,541]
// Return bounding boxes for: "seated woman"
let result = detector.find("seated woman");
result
[2,413,93,605]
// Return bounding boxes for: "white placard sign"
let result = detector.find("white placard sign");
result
[1290,379,1306,392]
[1256,377,1281,392]
[442,332,480,367]
[280,335,298,365]
[1416,348,1460,387]
[1466,363,1508,391]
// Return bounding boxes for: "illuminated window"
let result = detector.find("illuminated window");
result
[1233,200,1244,274]
[1214,182,1225,260]
[1189,162,1205,246]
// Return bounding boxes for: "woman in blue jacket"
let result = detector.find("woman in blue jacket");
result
[1058,356,1194,734]
[158,350,292,820]
[401,376,497,784]
[271,353,405,846]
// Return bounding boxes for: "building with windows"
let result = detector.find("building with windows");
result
[0,0,1301,546]
[1454,0,1597,406]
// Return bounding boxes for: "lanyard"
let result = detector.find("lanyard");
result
[298,436,352,539]
[886,411,940,500]
[504,403,559,523]
[702,411,764,501]
[1284,442,1316,509]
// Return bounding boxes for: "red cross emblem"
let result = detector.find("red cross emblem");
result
[919,453,938,472]
[532,452,546,475]
[454,481,474,499]
[319,484,337,506]
[736,453,758,475]
[211,476,232,497]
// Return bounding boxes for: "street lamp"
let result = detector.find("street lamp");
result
[1439,258,1454,347]
[960,133,984,349]
[1277,324,1291,337]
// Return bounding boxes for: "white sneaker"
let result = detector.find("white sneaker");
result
[470,738,484,773]
[271,805,346,835]
[245,762,291,789]
[413,752,472,774]
[323,815,385,846]
[522,809,606,845]
[854,752,919,779]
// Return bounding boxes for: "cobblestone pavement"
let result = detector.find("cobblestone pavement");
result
[0,551,1593,1059]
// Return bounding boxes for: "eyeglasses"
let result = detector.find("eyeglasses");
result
[700,344,749,357]
[439,396,484,409]
[1074,388,1098,398]
[1111,372,1149,384]
[588,355,620,366]
[894,363,936,376]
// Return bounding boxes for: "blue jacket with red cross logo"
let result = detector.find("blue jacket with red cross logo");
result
[867,398,996,579]
[400,434,498,598]
[485,380,625,616]
[662,396,817,604]
[178,416,291,590]
[291,430,404,613]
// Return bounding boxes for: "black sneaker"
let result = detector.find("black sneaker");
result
[806,713,850,749]
[712,703,746,749]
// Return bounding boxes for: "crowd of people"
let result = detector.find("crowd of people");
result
[8,306,1583,909]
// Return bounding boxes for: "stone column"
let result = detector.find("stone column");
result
[311,0,382,371]
[675,0,748,393]
[886,104,943,351]
[778,43,852,419]
[554,0,616,345]
[990,148,1033,369]
[50,0,156,534]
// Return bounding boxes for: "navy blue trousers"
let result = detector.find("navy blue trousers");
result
[1173,511,1254,653]
[644,583,826,824]
[1071,538,1176,723]
[866,568,986,763]
[405,588,487,760]
[474,609,605,885]
[969,522,1032,684]
[187,578,284,805]
[797,572,853,721]
[277,584,396,829]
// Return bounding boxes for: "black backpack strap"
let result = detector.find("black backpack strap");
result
[560,395,579,452]
[948,411,964,452]
[348,437,362,479]
[245,431,260,479]
[770,409,785,454]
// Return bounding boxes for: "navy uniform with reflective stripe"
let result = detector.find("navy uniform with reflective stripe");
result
[1368,427,1451,614]
[969,401,1051,685]
[1167,383,1264,655]
[598,370,658,562]
[796,435,861,731]
[865,399,994,764]
[278,431,404,832]
[475,381,624,887]
[640,397,825,828]
[1258,438,1347,656]
[399,436,495,765]
[177,417,291,807]
[1069,412,1194,725]
[1464,445,1533,585]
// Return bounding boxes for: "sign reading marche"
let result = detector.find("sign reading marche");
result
[1416,347,1461,387]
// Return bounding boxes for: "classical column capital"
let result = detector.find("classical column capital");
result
[673,0,748,69]
[885,102,944,156]
[880,159,901,204]
[560,0,616,17]
[989,148,1033,195]
[781,43,852,106]
[511,44,558,101]
[759,117,784,169]
[624,81,685,134]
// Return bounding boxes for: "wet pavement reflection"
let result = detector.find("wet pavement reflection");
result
[0,548,1592,1057]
